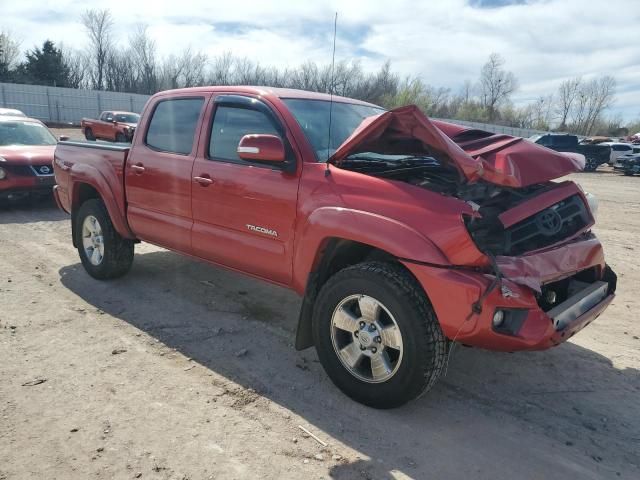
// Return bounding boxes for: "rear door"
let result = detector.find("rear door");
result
[125,95,207,252]
[190,94,299,285]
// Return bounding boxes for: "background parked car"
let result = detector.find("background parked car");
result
[0,115,60,201]
[600,142,633,165]
[0,108,26,117]
[81,111,139,143]
[613,145,640,170]
[530,133,610,171]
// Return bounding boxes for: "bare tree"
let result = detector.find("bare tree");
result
[570,76,616,135]
[0,30,21,69]
[81,9,114,90]
[61,47,90,89]
[129,24,158,94]
[555,77,581,130]
[530,94,554,130]
[209,51,234,85]
[104,50,136,92]
[479,53,518,121]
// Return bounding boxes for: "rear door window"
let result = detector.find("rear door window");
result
[145,98,204,155]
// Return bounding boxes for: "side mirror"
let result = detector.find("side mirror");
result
[237,134,285,163]
[58,135,69,141]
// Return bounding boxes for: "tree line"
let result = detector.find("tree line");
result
[1,10,637,136]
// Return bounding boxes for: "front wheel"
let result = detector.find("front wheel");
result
[312,261,448,409]
[84,127,95,141]
[74,199,134,279]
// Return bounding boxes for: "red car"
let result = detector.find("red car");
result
[53,87,616,408]
[0,115,61,201]
[81,111,139,143]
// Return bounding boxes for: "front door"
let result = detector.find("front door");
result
[191,95,299,285]
[125,95,207,253]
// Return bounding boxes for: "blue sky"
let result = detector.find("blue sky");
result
[2,0,638,122]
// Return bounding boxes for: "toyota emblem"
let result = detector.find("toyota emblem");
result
[536,209,563,236]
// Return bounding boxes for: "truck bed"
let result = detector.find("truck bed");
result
[53,141,130,216]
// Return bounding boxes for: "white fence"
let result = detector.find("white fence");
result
[0,82,552,138]
[0,82,150,124]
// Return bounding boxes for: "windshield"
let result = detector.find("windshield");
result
[282,99,384,161]
[0,121,57,146]
[115,113,140,123]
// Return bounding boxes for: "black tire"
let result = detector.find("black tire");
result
[312,261,448,409]
[583,162,597,172]
[74,199,134,280]
[115,133,127,143]
[85,128,95,141]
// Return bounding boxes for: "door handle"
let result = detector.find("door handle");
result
[131,163,145,174]
[193,175,213,186]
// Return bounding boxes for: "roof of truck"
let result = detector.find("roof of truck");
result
[154,86,381,108]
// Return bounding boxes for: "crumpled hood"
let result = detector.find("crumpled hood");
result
[0,145,55,165]
[330,105,584,187]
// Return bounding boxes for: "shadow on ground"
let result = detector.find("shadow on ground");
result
[0,194,67,224]
[59,249,640,479]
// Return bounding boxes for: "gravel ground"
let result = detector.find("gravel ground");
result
[0,165,638,479]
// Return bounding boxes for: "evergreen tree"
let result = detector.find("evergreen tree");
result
[15,40,70,87]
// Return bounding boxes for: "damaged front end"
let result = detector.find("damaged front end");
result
[331,105,617,350]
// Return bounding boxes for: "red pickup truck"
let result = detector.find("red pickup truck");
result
[81,111,139,143]
[53,87,616,408]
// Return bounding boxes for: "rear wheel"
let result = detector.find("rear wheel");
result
[313,261,448,408]
[84,127,95,141]
[74,199,134,279]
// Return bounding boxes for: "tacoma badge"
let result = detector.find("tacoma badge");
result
[246,224,278,237]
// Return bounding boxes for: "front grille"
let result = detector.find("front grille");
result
[2,165,34,176]
[504,195,589,255]
[2,164,53,177]
[29,164,54,176]
[466,194,590,256]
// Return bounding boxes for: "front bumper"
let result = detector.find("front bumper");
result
[402,236,616,351]
[0,174,55,199]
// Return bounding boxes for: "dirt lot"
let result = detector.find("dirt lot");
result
[1,163,639,479]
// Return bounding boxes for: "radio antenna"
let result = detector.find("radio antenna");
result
[325,11,338,176]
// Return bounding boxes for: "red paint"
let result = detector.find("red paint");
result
[0,119,57,197]
[237,134,286,163]
[81,111,138,142]
[53,86,615,352]
[331,105,584,187]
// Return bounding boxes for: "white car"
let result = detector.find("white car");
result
[613,145,640,170]
[601,142,633,165]
[0,108,26,117]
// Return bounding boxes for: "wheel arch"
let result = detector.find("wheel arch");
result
[69,168,134,247]
[292,208,449,350]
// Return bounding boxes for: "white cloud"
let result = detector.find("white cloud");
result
[2,0,638,120]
